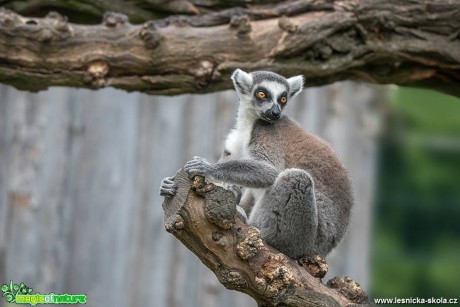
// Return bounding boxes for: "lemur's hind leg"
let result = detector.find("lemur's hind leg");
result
[248,168,318,259]
[227,185,248,222]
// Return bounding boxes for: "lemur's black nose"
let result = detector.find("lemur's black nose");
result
[264,105,281,122]
[271,108,281,118]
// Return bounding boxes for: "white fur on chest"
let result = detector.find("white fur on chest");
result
[224,104,267,212]
[224,107,256,160]
[224,128,250,159]
[224,108,271,219]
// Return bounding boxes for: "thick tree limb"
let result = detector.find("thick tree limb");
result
[1,0,288,23]
[162,169,368,307]
[0,0,460,96]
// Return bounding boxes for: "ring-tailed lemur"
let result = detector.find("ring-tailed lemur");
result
[160,69,353,259]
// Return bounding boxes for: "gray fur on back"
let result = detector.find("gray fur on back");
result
[245,117,353,257]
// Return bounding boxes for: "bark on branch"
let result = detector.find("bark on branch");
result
[162,169,368,307]
[1,0,290,23]
[1,0,460,96]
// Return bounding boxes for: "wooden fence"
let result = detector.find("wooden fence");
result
[0,82,381,307]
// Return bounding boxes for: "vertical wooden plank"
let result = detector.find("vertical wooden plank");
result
[3,88,51,289]
[3,87,43,286]
[158,95,193,307]
[0,86,79,299]
[124,93,164,307]
[126,94,195,307]
[337,83,381,290]
[62,88,139,307]
[30,88,71,293]
[287,86,328,135]
[0,85,13,286]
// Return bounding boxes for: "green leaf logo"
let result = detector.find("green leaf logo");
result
[1,280,33,304]
[5,294,14,302]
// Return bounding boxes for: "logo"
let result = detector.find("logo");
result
[1,281,86,305]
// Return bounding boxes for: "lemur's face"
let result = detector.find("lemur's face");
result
[231,69,304,123]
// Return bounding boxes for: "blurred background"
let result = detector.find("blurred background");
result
[373,87,460,298]
[0,81,459,307]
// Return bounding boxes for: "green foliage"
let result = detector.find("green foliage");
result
[395,88,460,135]
[373,87,460,298]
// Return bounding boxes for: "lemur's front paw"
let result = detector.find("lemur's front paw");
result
[184,156,214,179]
[159,176,177,197]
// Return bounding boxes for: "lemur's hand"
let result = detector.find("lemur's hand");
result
[184,156,214,179]
[159,176,177,197]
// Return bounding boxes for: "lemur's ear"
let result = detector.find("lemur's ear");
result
[231,69,253,96]
[287,75,304,98]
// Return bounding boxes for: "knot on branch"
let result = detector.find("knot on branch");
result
[298,255,328,278]
[191,60,216,88]
[278,16,298,33]
[45,11,71,33]
[236,226,264,260]
[0,8,21,27]
[102,12,129,27]
[327,276,368,304]
[216,269,248,290]
[195,60,214,77]
[334,0,360,12]
[84,61,109,87]
[230,15,251,35]
[160,15,191,28]
[191,177,237,229]
[0,9,71,42]
[164,214,185,233]
[173,215,185,230]
[303,42,334,61]
[140,21,163,49]
[255,254,295,299]
[170,16,191,27]
[211,231,224,242]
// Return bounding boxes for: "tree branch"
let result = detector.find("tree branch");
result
[1,0,459,96]
[162,169,368,307]
[1,0,290,23]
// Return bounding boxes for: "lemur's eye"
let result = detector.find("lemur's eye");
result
[279,96,287,104]
[256,91,266,99]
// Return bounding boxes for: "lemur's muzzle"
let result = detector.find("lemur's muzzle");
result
[264,104,281,121]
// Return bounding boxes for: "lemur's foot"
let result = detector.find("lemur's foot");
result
[159,176,177,197]
[184,156,214,179]
[236,206,248,223]
[227,185,242,202]
[298,255,328,278]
